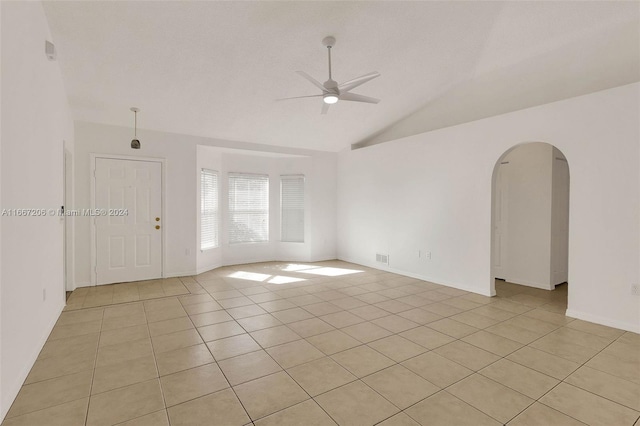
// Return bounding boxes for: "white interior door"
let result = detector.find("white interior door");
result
[493,162,509,279]
[95,158,162,285]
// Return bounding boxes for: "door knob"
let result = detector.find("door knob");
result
[155,225,160,230]
[155,217,160,221]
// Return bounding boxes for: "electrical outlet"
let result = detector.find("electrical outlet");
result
[425,251,432,260]
[43,289,47,301]
[631,284,640,296]
[417,250,421,258]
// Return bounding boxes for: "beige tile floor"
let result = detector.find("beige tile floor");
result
[3,261,640,426]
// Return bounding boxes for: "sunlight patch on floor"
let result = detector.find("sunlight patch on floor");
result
[267,275,306,284]
[228,271,271,282]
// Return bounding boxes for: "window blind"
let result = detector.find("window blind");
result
[228,173,269,244]
[200,169,219,250]
[281,175,305,242]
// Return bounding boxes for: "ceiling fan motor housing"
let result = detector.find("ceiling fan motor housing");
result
[323,79,338,93]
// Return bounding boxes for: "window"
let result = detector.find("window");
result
[200,169,219,250]
[281,175,305,242]
[228,173,269,243]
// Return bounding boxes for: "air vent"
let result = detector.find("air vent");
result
[376,253,389,265]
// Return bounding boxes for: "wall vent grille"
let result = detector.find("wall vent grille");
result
[376,253,389,265]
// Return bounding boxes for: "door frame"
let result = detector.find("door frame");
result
[489,142,571,297]
[63,146,73,295]
[492,161,509,282]
[90,154,166,286]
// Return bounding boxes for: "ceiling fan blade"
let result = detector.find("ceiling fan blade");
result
[276,94,323,101]
[296,71,326,92]
[339,92,380,104]
[338,72,380,93]
[321,103,330,115]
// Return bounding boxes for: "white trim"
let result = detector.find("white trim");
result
[1,301,64,421]
[195,265,221,275]
[338,256,493,297]
[63,146,76,292]
[498,277,555,291]
[90,154,166,285]
[194,255,340,277]
[565,309,640,333]
[164,270,199,278]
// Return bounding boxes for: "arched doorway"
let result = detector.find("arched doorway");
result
[490,142,570,311]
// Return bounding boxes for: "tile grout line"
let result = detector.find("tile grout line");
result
[201,274,414,424]
[436,307,600,424]
[431,301,635,425]
[15,265,639,426]
[204,286,336,424]
[178,295,255,426]
[83,307,106,426]
[141,301,170,425]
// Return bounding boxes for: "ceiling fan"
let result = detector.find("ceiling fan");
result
[280,36,381,114]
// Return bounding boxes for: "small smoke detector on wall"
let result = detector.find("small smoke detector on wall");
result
[45,40,56,61]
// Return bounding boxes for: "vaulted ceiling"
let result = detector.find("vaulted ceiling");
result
[43,1,639,152]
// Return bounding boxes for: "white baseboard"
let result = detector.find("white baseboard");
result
[75,272,200,286]
[565,309,640,333]
[338,256,492,297]
[193,256,340,277]
[195,264,222,275]
[1,301,64,422]
[307,255,340,263]
[502,277,554,290]
[164,270,198,278]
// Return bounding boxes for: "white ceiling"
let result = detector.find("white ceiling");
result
[43,1,639,152]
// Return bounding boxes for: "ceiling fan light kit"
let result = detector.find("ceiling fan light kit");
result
[323,94,339,104]
[281,36,380,114]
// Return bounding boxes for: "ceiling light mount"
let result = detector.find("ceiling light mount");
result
[322,36,336,49]
[130,107,140,149]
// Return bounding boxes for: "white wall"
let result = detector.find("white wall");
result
[0,2,3,415]
[308,155,338,261]
[337,82,640,332]
[497,143,554,289]
[0,2,73,420]
[74,122,337,286]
